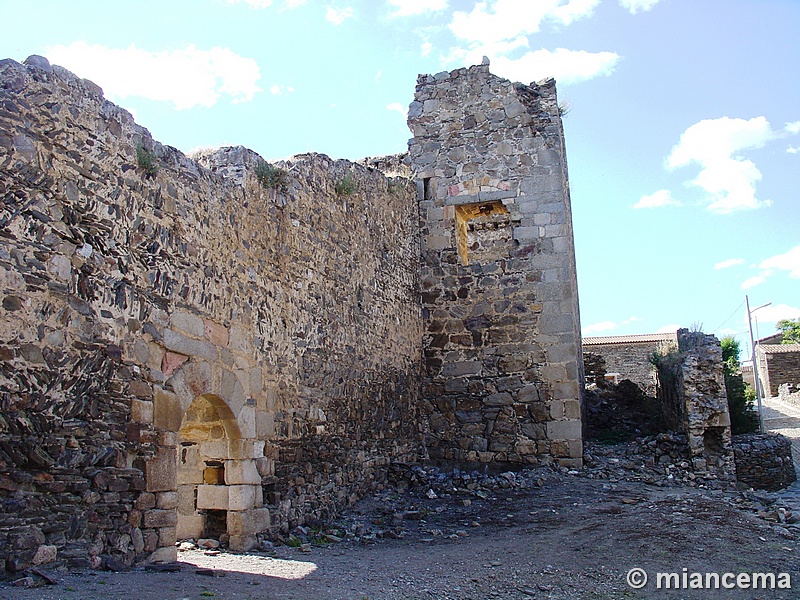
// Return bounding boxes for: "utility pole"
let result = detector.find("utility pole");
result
[746,295,771,433]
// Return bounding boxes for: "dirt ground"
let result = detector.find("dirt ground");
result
[1,458,798,600]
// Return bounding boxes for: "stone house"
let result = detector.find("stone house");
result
[756,344,800,398]
[583,332,677,395]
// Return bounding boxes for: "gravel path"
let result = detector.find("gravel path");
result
[2,465,798,600]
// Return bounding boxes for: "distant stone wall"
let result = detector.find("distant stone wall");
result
[779,383,800,404]
[0,56,422,574]
[582,334,676,396]
[407,62,582,468]
[733,433,796,491]
[757,345,800,398]
[654,330,735,486]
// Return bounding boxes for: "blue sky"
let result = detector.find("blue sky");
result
[2,0,798,358]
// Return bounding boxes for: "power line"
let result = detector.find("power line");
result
[712,299,746,334]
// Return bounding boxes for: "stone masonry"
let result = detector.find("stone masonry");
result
[654,330,735,485]
[0,54,587,575]
[0,56,422,574]
[757,344,800,398]
[407,61,583,468]
[583,332,677,396]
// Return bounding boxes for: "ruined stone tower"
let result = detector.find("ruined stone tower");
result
[0,55,583,575]
[407,62,583,467]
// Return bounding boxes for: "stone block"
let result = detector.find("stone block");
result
[546,419,582,442]
[171,310,205,338]
[143,509,177,528]
[172,361,213,410]
[177,485,197,515]
[224,460,261,485]
[135,492,156,510]
[220,369,246,414]
[227,507,270,536]
[131,399,154,424]
[159,526,177,547]
[441,361,482,377]
[204,319,229,347]
[517,384,541,403]
[147,546,177,564]
[563,400,581,420]
[548,400,564,419]
[196,485,228,510]
[145,448,177,492]
[228,535,257,553]
[163,329,217,361]
[426,235,452,250]
[228,324,252,355]
[484,392,513,406]
[156,491,178,510]
[228,485,258,511]
[176,514,204,540]
[237,405,256,438]
[161,351,188,377]
[129,380,153,398]
[552,380,580,400]
[31,544,57,566]
[256,410,275,438]
[153,387,183,432]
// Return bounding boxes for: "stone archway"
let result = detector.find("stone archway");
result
[176,393,265,550]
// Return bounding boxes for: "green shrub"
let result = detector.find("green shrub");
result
[721,336,759,434]
[335,174,356,197]
[136,144,157,177]
[254,160,289,192]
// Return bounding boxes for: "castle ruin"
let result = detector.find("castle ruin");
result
[0,56,582,573]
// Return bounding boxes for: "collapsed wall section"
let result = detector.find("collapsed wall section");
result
[407,62,583,467]
[653,330,735,485]
[0,56,422,574]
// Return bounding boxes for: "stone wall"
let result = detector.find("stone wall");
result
[653,330,735,485]
[779,383,800,404]
[757,344,800,398]
[733,433,796,491]
[407,62,583,468]
[0,56,422,574]
[582,333,677,396]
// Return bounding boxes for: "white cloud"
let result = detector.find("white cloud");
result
[421,42,433,57]
[632,189,680,209]
[326,6,354,24]
[788,146,800,154]
[622,316,641,325]
[741,275,767,290]
[714,258,745,270]
[443,1,614,85]
[666,116,778,214]
[760,245,800,279]
[583,320,617,335]
[386,102,408,117]
[491,48,620,85]
[226,0,306,7]
[226,0,273,7]
[449,0,599,46]
[739,246,800,290]
[47,42,261,110]
[388,0,448,17]
[752,304,800,324]
[656,324,681,334]
[270,84,295,95]
[619,0,663,14]
[786,121,800,134]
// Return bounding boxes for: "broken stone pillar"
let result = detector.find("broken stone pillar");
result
[407,62,583,468]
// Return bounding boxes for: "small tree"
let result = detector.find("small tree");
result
[776,318,800,344]
[720,336,759,433]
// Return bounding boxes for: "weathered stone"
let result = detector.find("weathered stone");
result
[31,545,57,566]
